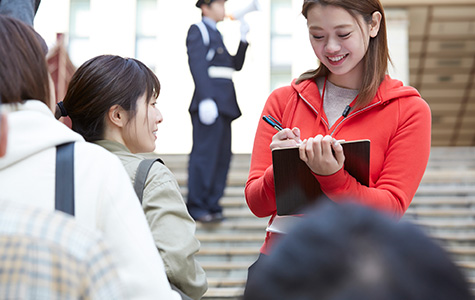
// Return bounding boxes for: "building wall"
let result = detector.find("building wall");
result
[34,0,408,154]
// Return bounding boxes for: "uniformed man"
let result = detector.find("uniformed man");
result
[186,0,249,223]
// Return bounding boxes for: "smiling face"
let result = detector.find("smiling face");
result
[307,4,379,89]
[122,94,163,154]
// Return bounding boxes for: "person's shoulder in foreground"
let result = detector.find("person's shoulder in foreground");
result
[0,199,125,300]
[244,201,473,300]
[0,15,181,299]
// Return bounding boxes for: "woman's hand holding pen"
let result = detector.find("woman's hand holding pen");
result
[262,115,344,174]
[299,135,345,176]
[270,127,302,150]
[262,115,302,150]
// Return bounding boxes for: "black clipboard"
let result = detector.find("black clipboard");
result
[272,139,370,215]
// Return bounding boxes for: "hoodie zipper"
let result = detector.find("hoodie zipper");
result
[298,91,382,137]
[329,101,382,136]
[298,93,330,129]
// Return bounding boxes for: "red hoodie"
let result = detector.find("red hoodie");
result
[245,76,432,254]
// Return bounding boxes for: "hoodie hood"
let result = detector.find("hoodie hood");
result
[0,100,84,170]
[374,75,421,104]
[292,75,421,108]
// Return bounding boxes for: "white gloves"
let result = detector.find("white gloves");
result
[198,98,218,125]
[240,19,250,42]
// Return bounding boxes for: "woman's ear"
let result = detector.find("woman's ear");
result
[108,104,127,128]
[369,11,382,38]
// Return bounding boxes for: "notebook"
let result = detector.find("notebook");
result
[272,139,370,215]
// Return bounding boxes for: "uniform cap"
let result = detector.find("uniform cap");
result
[196,0,226,8]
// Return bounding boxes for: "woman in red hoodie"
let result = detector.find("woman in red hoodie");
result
[245,0,431,268]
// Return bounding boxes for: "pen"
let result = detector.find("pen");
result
[262,115,283,131]
[262,115,303,145]
[262,115,345,146]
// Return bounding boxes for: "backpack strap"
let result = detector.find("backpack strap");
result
[134,158,164,204]
[55,142,75,216]
[133,158,193,300]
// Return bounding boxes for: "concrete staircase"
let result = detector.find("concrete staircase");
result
[402,147,475,291]
[160,147,475,299]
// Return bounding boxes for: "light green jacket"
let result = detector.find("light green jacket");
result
[95,140,208,300]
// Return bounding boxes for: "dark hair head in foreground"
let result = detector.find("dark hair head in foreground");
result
[0,15,50,106]
[244,202,472,300]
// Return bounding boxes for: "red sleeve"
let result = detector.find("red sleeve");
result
[244,87,296,218]
[316,96,432,218]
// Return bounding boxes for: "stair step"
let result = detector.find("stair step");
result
[203,287,244,299]
[160,153,250,167]
[199,246,261,256]
[457,261,475,270]
[447,246,475,256]
[207,278,247,287]
[441,246,475,261]
[415,185,475,196]
[196,220,267,231]
[405,208,475,217]
[196,233,265,243]
[420,171,475,184]
[201,261,251,270]
[219,197,249,207]
[180,186,245,197]
[431,233,475,242]
[411,197,475,206]
[412,219,475,229]
[222,208,257,218]
[174,172,248,187]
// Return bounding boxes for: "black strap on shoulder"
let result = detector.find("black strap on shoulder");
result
[134,158,192,300]
[133,158,164,204]
[55,142,75,216]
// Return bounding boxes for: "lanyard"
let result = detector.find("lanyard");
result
[321,77,359,120]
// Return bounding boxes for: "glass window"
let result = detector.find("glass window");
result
[136,0,158,71]
[270,0,292,91]
[69,0,91,67]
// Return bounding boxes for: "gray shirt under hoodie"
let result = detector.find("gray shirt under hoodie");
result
[316,77,359,128]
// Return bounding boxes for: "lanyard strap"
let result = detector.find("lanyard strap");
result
[321,76,359,121]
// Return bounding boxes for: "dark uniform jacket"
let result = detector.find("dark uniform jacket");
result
[186,20,248,120]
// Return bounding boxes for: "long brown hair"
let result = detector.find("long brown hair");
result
[62,55,160,142]
[296,0,390,108]
[0,15,50,105]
